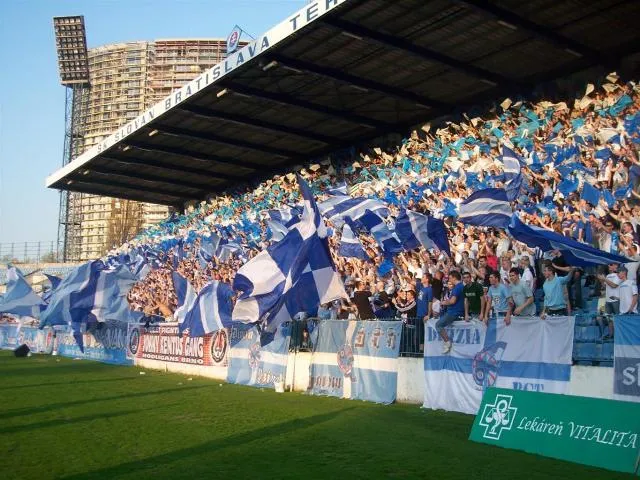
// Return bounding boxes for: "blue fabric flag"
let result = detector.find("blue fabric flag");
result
[338,223,370,261]
[458,188,512,228]
[172,271,197,325]
[0,267,46,317]
[507,215,630,267]
[395,209,451,256]
[581,182,601,207]
[180,281,234,336]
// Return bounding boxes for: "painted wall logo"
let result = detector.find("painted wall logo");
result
[210,330,228,364]
[128,328,140,355]
[473,341,507,389]
[479,394,518,440]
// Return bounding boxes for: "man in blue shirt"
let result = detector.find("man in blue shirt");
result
[416,274,433,321]
[436,271,464,354]
[483,272,513,325]
[541,263,575,318]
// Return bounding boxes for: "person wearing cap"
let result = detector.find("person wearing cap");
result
[617,266,638,314]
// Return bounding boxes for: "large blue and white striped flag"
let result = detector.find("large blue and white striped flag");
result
[395,209,451,256]
[358,210,402,256]
[326,182,348,196]
[318,195,389,227]
[0,267,45,318]
[338,223,369,260]
[40,260,105,328]
[458,188,512,228]
[180,280,234,336]
[172,272,197,325]
[91,265,143,324]
[233,175,348,341]
[501,145,522,181]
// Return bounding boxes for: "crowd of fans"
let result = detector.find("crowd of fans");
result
[118,74,640,339]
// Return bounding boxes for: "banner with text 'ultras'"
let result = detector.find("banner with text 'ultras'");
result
[424,316,574,414]
[226,323,290,389]
[309,320,403,404]
[470,387,640,475]
[614,314,640,403]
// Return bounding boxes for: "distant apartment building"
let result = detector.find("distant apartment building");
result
[73,39,234,260]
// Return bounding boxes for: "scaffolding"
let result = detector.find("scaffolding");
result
[53,16,91,262]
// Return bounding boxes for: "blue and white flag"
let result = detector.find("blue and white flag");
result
[507,214,630,266]
[216,241,242,262]
[501,146,522,181]
[318,195,389,227]
[40,260,104,328]
[358,210,402,256]
[233,175,348,340]
[458,188,512,228]
[581,182,601,206]
[338,223,369,260]
[395,209,451,256]
[180,280,234,336]
[326,182,348,196]
[268,206,302,227]
[226,323,291,388]
[0,267,45,318]
[309,320,403,404]
[91,265,142,324]
[172,271,197,325]
[504,173,523,202]
[200,233,221,262]
[44,273,62,291]
[613,314,640,403]
[423,316,574,414]
[266,219,289,242]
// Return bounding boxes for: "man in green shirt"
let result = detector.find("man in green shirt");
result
[463,271,485,321]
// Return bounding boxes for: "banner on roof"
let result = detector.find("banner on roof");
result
[308,320,403,404]
[127,323,229,370]
[423,316,574,414]
[613,314,640,403]
[226,323,290,389]
[55,321,132,365]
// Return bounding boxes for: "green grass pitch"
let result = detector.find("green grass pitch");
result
[0,351,633,479]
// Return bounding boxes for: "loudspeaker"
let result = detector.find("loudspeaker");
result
[14,344,30,357]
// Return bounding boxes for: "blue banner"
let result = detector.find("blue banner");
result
[0,324,20,350]
[309,320,402,404]
[17,326,55,354]
[614,315,640,403]
[55,321,132,365]
[226,323,291,389]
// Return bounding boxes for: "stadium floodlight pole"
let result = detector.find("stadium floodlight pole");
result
[52,16,91,263]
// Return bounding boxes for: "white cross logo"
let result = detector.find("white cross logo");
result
[479,394,517,440]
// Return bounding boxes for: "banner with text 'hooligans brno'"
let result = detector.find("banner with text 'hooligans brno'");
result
[127,323,229,372]
[55,321,131,365]
[423,316,574,414]
[614,314,640,403]
[226,323,291,389]
[309,320,403,404]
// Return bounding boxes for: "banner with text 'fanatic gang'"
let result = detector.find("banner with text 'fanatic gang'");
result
[309,320,403,404]
[423,316,574,415]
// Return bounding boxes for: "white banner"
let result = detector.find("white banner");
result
[423,316,574,414]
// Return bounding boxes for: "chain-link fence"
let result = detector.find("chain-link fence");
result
[0,242,59,264]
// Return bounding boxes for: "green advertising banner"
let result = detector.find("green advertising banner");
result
[469,388,640,475]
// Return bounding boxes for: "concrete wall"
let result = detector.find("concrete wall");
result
[135,352,616,406]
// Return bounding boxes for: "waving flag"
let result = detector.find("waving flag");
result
[266,219,289,242]
[44,273,62,291]
[318,195,389,227]
[268,206,302,227]
[233,175,348,342]
[338,223,370,260]
[395,209,451,256]
[180,281,234,336]
[358,210,402,256]
[504,173,523,202]
[501,146,522,180]
[326,182,348,196]
[91,265,143,324]
[172,272,197,325]
[0,267,45,318]
[459,188,512,228]
[40,260,105,328]
[507,215,630,266]
[581,182,601,207]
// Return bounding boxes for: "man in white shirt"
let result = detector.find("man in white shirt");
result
[617,266,638,314]
[519,256,535,291]
[597,264,621,315]
[623,243,639,285]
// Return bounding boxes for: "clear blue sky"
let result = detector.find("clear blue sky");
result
[0,0,308,244]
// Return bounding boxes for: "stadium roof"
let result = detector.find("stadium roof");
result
[46,0,640,207]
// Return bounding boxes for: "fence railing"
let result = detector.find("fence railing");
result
[0,241,59,264]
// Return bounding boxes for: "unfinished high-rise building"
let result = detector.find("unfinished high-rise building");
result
[64,38,235,261]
